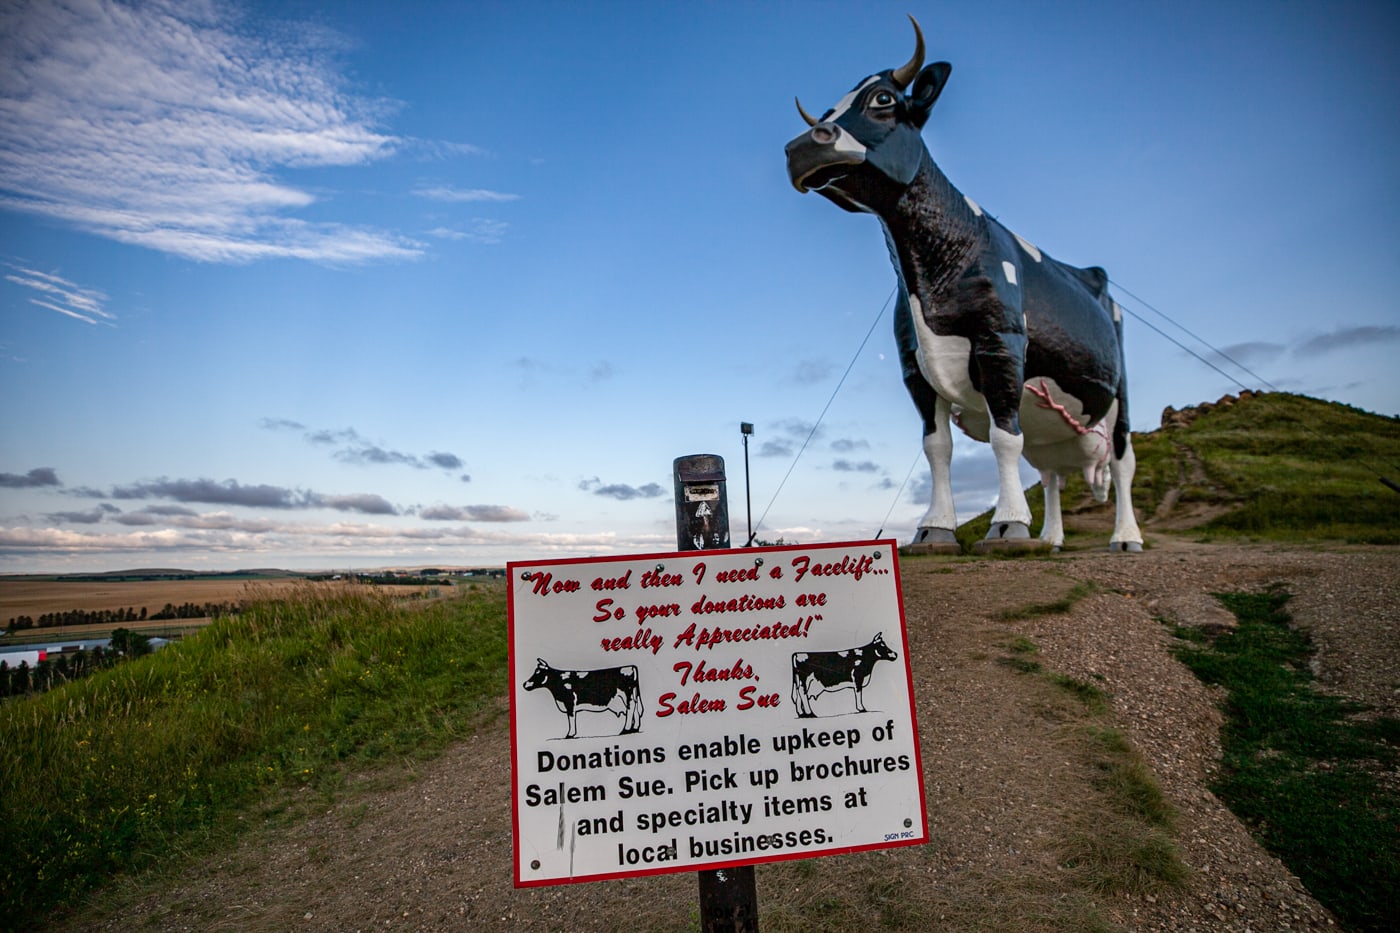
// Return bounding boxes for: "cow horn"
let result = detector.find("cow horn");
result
[795,96,819,127]
[890,14,925,90]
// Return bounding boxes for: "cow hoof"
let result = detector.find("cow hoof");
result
[974,538,1050,554]
[1110,541,1143,553]
[975,523,1050,554]
[983,521,1031,541]
[903,527,961,555]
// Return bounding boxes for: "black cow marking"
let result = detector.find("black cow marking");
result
[523,659,644,739]
[785,17,1144,553]
[791,632,898,718]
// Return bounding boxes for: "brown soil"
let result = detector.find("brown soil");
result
[53,537,1395,932]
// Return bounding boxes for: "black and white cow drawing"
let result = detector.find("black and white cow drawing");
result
[522,659,644,739]
[784,16,1143,553]
[791,632,898,718]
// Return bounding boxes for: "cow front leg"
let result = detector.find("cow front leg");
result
[984,424,1032,540]
[1109,439,1144,552]
[910,396,959,551]
[1039,470,1066,549]
[564,703,578,739]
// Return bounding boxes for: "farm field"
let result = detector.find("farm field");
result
[0,578,445,640]
[1,578,302,622]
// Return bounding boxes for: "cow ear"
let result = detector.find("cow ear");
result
[908,62,951,127]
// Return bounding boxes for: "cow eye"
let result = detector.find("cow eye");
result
[870,90,897,108]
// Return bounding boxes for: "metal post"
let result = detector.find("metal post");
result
[740,423,754,547]
[673,454,759,932]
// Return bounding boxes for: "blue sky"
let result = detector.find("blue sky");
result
[2,0,1397,573]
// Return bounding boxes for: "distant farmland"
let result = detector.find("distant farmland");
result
[1,577,445,639]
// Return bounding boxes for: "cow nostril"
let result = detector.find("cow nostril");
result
[811,124,837,144]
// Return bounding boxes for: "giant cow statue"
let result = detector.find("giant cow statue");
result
[785,16,1143,552]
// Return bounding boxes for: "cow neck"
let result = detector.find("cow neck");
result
[880,157,982,309]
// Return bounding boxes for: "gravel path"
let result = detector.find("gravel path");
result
[57,540,1394,932]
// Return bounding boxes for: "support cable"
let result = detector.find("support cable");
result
[1110,283,1400,488]
[874,446,925,541]
[748,286,896,545]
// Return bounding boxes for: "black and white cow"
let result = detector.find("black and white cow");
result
[522,659,644,739]
[791,632,898,718]
[784,17,1143,553]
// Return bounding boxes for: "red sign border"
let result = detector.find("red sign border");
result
[507,539,928,887]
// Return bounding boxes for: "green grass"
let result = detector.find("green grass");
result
[994,582,1098,621]
[0,583,508,927]
[959,391,1400,546]
[1134,392,1400,544]
[1170,588,1400,932]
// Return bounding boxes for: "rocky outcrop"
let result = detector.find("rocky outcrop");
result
[1160,389,1259,429]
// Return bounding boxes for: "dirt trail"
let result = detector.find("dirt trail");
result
[57,541,1395,932]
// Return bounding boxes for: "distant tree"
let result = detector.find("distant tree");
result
[110,628,151,658]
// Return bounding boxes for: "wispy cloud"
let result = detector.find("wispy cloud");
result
[103,476,402,516]
[0,0,418,263]
[832,459,881,473]
[1295,325,1400,355]
[414,185,520,203]
[110,477,311,509]
[420,504,529,522]
[317,493,398,515]
[792,359,836,385]
[5,265,116,325]
[425,220,510,244]
[579,477,666,501]
[262,419,466,472]
[0,466,60,488]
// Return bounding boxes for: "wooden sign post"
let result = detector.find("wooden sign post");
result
[674,455,759,932]
[507,455,927,933]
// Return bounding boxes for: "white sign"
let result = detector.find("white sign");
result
[509,540,927,887]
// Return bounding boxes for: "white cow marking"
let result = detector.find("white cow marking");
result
[832,130,867,158]
[909,293,978,409]
[1112,300,1122,322]
[1013,233,1042,262]
[824,76,880,123]
[964,195,983,216]
[1002,261,1018,286]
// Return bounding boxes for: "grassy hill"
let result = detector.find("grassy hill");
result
[960,391,1400,548]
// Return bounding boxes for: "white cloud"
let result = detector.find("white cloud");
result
[414,185,520,203]
[0,0,418,263]
[5,265,115,325]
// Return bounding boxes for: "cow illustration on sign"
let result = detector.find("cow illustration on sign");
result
[791,632,898,718]
[522,659,644,738]
[784,16,1143,553]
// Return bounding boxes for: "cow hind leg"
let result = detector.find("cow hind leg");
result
[1039,470,1066,549]
[1109,439,1144,552]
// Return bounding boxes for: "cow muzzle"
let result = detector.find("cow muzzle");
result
[785,124,867,193]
